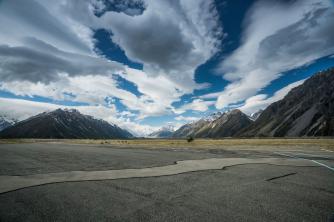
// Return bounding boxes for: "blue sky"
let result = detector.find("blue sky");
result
[0,0,334,135]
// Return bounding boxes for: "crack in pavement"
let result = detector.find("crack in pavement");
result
[0,158,318,194]
[266,172,297,181]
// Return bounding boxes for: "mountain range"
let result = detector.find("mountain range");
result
[172,110,252,138]
[173,68,334,138]
[0,68,333,139]
[0,109,133,139]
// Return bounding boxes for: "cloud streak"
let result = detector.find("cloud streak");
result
[100,0,223,92]
[239,79,305,115]
[0,38,123,83]
[0,0,224,120]
[0,0,92,54]
[215,0,334,109]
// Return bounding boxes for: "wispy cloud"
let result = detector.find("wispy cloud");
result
[214,0,334,109]
[0,38,123,83]
[175,116,200,122]
[0,0,331,130]
[0,0,224,121]
[99,0,223,92]
[239,79,305,115]
[174,99,215,115]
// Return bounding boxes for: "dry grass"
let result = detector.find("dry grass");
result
[1,138,333,151]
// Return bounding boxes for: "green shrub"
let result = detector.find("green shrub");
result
[187,136,194,142]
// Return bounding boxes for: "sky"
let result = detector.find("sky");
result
[0,0,334,136]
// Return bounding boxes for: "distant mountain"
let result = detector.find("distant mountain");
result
[0,109,133,139]
[196,110,253,138]
[148,125,174,138]
[249,109,263,121]
[0,116,17,131]
[240,68,334,137]
[202,111,223,122]
[172,112,222,138]
[173,110,252,138]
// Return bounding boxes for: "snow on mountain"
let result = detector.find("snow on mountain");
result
[249,109,263,121]
[0,115,17,131]
[148,125,175,138]
[0,109,133,139]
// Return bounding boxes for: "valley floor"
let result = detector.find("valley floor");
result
[0,140,333,221]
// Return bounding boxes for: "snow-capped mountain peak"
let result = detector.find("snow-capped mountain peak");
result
[148,125,175,138]
[201,111,223,122]
[0,115,18,131]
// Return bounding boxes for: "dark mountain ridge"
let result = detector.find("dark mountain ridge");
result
[240,68,334,137]
[0,109,133,139]
[1,68,333,139]
[173,109,252,138]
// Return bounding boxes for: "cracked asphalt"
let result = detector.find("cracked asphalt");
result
[0,143,333,222]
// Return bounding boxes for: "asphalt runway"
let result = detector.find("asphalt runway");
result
[0,143,333,222]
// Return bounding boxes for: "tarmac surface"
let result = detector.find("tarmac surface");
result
[0,143,333,221]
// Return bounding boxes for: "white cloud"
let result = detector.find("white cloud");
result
[0,0,92,54]
[239,79,305,115]
[175,116,200,122]
[174,99,215,114]
[38,0,223,100]
[99,0,223,92]
[0,0,226,120]
[120,67,186,118]
[0,97,158,136]
[0,74,137,105]
[0,65,213,119]
[0,38,123,83]
[0,97,116,122]
[0,72,177,119]
[199,91,222,100]
[215,0,334,109]
[117,118,159,137]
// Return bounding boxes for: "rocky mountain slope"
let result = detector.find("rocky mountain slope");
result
[1,68,332,139]
[249,109,263,121]
[240,68,334,137]
[172,112,222,138]
[173,110,252,138]
[0,109,133,139]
